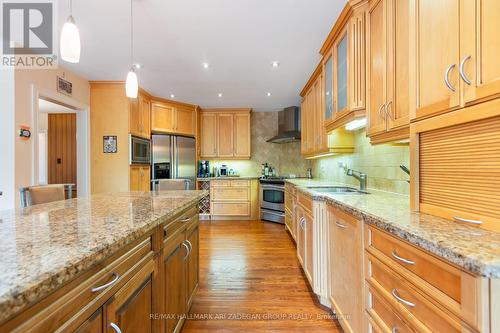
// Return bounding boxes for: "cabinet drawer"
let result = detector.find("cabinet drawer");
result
[211,180,231,187]
[212,202,250,216]
[367,286,414,333]
[230,180,250,187]
[211,187,249,201]
[164,205,198,240]
[367,253,468,333]
[297,192,312,213]
[366,226,462,303]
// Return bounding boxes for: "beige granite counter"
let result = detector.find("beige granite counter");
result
[285,179,500,278]
[197,176,260,181]
[0,190,207,323]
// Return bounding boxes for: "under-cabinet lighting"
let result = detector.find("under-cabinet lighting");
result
[345,118,367,131]
[305,153,337,160]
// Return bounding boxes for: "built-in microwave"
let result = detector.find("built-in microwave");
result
[129,135,151,165]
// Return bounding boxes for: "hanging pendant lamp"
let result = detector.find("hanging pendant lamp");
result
[60,0,81,63]
[125,0,138,98]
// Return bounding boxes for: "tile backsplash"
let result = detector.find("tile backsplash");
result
[311,129,410,195]
[206,111,311,177]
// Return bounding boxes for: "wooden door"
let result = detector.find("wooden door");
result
[386,0,410,130]
[186,225,199,309]
[48,113,77,197]
[329,206,363,333]
[151,103,175,133]
[75,309,102,333]
[233,113,251,158]
[129,98,142,137]
[411,0,461,120]
[367,0,387,136]
[164,239,187,333]
[200,113,217,158]
[462,0,500,106]
[217,114,234,158]
[175,107,196,137]
[104,261,154,333]
[139,95,151,138]
[304,211,314,285]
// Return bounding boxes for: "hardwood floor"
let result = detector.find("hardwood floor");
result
[181,220,343,332]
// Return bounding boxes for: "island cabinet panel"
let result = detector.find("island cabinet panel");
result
[186,223,200,308]
[104,260,155,333]
[74,309,103,333]
[327,204,363,333]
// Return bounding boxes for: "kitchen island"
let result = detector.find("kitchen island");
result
[0,190,207,333]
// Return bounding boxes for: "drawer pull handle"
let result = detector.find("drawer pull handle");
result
[180,217,191,223]
[459,55,472,85]
[391,250,415,265]
[453,216,483,225]
[335,221,347,229]
[444,64,456,92]
[392,289,416,308]
[182,241,190,260]
[186,239,193,253]
[91,272,120,292]
[110,323,122,333]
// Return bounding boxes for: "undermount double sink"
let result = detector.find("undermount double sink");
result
[306,186,370,195]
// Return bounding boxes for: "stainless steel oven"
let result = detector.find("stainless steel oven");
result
[260,179,285,224]
[129,135,151,165]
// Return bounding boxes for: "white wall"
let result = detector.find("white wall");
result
[0,68,16,210]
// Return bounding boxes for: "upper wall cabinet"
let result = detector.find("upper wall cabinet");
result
[129,91,151,139]
[366,0,410,144]
[199,109,251,160]
[151,100,197,137]
[409,0,500,122]
[320,2,368,133]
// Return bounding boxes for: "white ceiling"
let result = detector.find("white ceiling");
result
[59,0,346,111]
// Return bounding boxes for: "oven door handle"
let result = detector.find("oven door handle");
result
[261,185,285,191]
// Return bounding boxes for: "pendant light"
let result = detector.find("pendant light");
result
[125,0,138,98]
[60,0,81,63]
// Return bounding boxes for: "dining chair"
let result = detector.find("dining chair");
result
[19,184,74,208]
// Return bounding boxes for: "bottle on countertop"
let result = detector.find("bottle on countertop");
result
[264,163,269,177]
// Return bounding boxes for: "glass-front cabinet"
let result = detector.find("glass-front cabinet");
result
[336,33,348,114]
[324,56,333,121]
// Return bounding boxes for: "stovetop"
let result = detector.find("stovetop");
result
[259,176,288,185]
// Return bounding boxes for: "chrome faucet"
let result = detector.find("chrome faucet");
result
[346,169,367,191]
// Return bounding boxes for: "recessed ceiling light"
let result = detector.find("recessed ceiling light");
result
[203,62,209,69]
[266,92,272,97]
[218,93,223,98]
[133,63,143,69]
[272,61,279,68]
[170,94,175,99]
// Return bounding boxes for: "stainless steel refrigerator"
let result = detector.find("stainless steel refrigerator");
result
[151,135,196,190]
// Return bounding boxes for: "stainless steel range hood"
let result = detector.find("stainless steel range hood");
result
[266,106,301,143]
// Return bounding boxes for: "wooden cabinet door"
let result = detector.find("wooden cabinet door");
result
[129,98,142,137]
[305,88,316,154]
[329,206,363,333]
[130,167,141,191]
[304,211,314,286]
[75,309,102,333]
[323,54,334,123]
[296,206,306,268]
[200,113,217,158]
[314,75,328,152]
[141,166,150,192]
[462,0,500,106]
[139,95,151,138]
[217,114,234,158]
[164,237,188,333]
[186,225,199,309]
[300,98,308,155]
[104,261,154,333]
[334,30,349,118]
[367,0,387,136]
[386,0,410,130]
[233,113,251,158]
[176,107,196,137]
[151,103,175,133]
[411,0,461,120]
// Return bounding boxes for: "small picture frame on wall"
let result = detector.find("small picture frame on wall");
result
[103,136,117,153]
[57,76,73,96]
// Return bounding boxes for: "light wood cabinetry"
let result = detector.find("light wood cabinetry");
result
[296,193,314,286]
[129,92,151,139]
[284,183,297,240]
[327,204,363,333]
[366,0,410,144]
[209,179,257,220]
[199,109,252,159]
[130,166,151,192]
[151,100,197,137]
[186,223,199,308]
[365,225,486,332]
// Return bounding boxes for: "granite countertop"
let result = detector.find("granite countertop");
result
[0,190,208,323]
[197,176,260,180]
[285,179,500,278]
